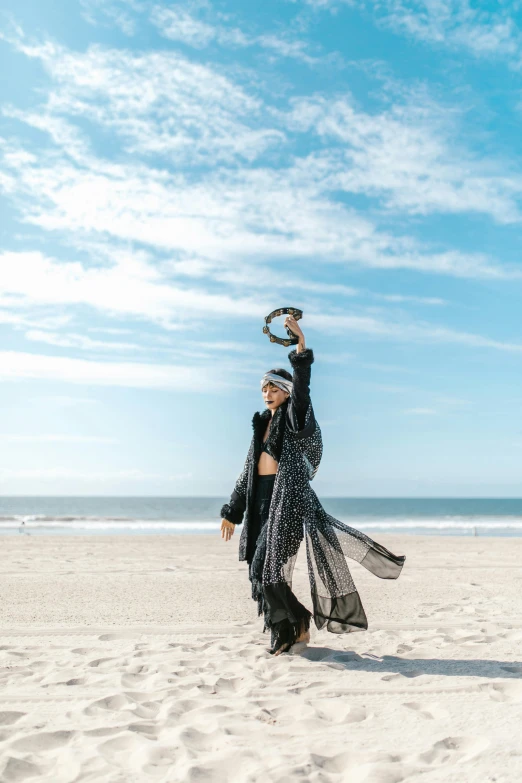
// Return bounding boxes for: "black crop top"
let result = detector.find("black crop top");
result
[261,423,278,460]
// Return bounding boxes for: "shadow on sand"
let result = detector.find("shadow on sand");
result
[297,646,522,680]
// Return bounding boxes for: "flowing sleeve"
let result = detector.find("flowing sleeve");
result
[219,440,252,525]
[286,347,316,437]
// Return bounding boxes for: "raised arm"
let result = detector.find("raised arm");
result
[284,315,315,435]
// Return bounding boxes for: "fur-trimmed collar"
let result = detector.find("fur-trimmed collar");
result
[252,400,289,453]
[252,406,271,433]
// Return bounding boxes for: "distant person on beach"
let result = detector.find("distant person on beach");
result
[221,315,406,656]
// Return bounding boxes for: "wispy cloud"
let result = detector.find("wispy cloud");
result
[0,467,192,481]
[0,251,269,328]
[82,0,331,65]
[370,1,522,67]
[1,19,522,385]
[30,395,100,407]
[151,4,332,65]
[151,5,219,48]
[0,144,515,282]
[404,407,438,415]
[310,312,522,353]
[0,434,118,443]
[1,32,520,281]
[80,0,145,36]
[0,351,224,390]
[286,94,522,224]
[302,1,522,70]
[3,37,282,165]
[0,251,519,361]
[25,330,142,352]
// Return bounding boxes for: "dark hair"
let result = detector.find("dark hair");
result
[268,368,292,382]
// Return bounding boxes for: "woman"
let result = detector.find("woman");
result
[220,315,405,656]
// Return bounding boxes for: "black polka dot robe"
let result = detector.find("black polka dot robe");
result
[221,347,406,634]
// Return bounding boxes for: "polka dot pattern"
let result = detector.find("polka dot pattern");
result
[223,354,406,632]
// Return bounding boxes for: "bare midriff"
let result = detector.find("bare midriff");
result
[258,451,278,475]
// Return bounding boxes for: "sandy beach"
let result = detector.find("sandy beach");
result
[0,533,521,782]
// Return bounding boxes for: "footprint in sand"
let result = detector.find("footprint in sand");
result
[481,681,522,703]
[132,701,161,720]
[166,698,201,717]
[177,726,217,752]
[121,673,149,688]
[98,632,139,641]
[403,701,449,720]
[88,657,118,669]
[381,670,423,681]
[142,746,178,773]
[345,761,407,783]
[84,726,124,737]
[306,750,353,774]
[65,677,86,686]
[0,712,25,726]
[11,730,73,753]
[2,756,44,782]
[308,699,368,724]
[254,707,278,725]
[128,721,161,739]
[418,735,488,765]
[99,732,145,761]
[211,676,243,694]
[83,694,135,716]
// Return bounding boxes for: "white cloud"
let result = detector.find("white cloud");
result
[0,251,269,327]
[1,35,520,282]
[80,0,145,35]
[0,350,222,390]
[0,149,513,281]
[404,407,438,415]
[25,329,142,352]
[0,308,72,330]
[150,4,323,64]
[374,293,446,306]
[303,1,522,69]
[0,434,117,443]
[0,467,191,481]
[310,312,522,353]
[0,250,519,360]
[7,39,283,165]
[30,395,100,406]
[88,327,135,335]
[1,22,522,376]
[151,6,221,48]
[287,95,522,224]
[372,1,522,66]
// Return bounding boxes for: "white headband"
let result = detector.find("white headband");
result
[260,372,293,396]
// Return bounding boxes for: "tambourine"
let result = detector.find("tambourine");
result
[262,307,303,347]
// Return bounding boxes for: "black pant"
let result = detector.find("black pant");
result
[249,474,311,650]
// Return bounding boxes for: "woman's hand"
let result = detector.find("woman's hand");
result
[221,518,235,541]
[284,315,305,353]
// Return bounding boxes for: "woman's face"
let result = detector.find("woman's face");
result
[262,381,289,411]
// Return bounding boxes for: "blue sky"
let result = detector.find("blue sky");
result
[1,0,522,497]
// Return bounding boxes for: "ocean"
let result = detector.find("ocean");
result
[2,496,522,536]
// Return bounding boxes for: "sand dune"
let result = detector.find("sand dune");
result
[1,534,522,782]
